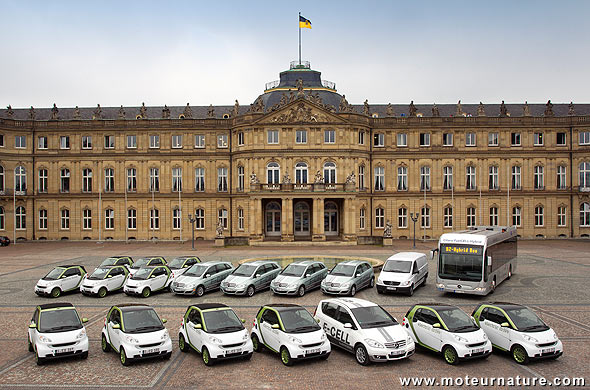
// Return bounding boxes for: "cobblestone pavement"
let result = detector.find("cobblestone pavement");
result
[0,240,589,389]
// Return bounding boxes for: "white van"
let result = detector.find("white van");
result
[376,252,428,296]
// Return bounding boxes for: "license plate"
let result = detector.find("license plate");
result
[56,347,74,354]
[387,287,397,290]
[143,348,159,354]
[437,287,444,291]
[542,347,555,354]
[472,347,484,354]
[227,348,241,354]
[454,290,464,293]
[306,348,320,355]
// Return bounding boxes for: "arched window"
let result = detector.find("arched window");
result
[398,207,407,228]
[60,208,70,230]
[489,166,499,190]
[374,166,384,191]
[534,205,544,227]
[467,206,476,227]
[237,207,244,230]
[195,167,205,192]
[150,208,159,230]
[218,208,228,229]
[375,206,384,228]
[105,208,114,230]
[489,206,499,226]
[420,166,430,191]
[60,168,70,193]
[421,206,430,228]
[295,162,308,184]
[15,206,26,230]
[104,168,114,192]
[0,206,5,230]
[512,206,522,227]
[127,208,137,230]
[15,166,26,193]
[173,207,181,230]
[534,165,544,190]
[82,168,92,193]
[466,166,476,190]
[323,162,336,184]
[443,166,453,190]
[443,206,453,228]
[580,162,590,189]
[195,208,205,229]
[580,203,590,227]
[267,162,280,184]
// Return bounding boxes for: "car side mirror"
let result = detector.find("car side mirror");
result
[343,323,353,329]
[315,318,320,323]
[255,274,261,279]
[82,318,88,323]
[107,275,113,278]
[433,323,441,328]
[413,269,419,274]
[205,274,211,279]
[29,323,36,329]
[305,273,311,278]
[501,322,510,328]
[112,324,121,330]
[241,319,246,323]
[162,319,167,324]
[193,323,202,330]
[271,324,280,329]
[355,272,361,277]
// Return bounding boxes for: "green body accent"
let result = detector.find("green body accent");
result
[472,304,518,330]
[406,305,448,352]
[256,306,286,353]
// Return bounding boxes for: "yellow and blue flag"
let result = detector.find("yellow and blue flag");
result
[299,15,312,29]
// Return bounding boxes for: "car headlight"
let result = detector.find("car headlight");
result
[453,334,468,343]
[209,336,223,344]
[288,336,302,344]
[161,330,169,341]
[321,333,327,341]
[39,335,52,343]
[124,335,139,344]
[236,284,246,289]
[523,334,538,343]
[186,283,196,289]
[406,336,413,344]
[436,283,444,289]
[482,333,488,340]
[288,283,298,289]
[340,282,351,289]
[76,329,87,339]
[553,333,558,340]
[400,280,411,286]
[365,338,385,349]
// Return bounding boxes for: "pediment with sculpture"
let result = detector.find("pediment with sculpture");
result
[256,99,348,125]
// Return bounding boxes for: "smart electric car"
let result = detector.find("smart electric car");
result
[472,302,563,364]
[124,265,171,298]
[28,303,89,365]
[35,265,87,298]
[315,298,414,365]
[376,252,428,296]
[101,304,172,366]
[221,261,281,297]
[128,256,167,276]
[172,261,234,296]
[167,256,201,283]
[271,260,328,297]
[97,256,133,269]
[251,304,330,366]
[80,265,129,297]
[178,303,253,365]
[321,260,374,296]
[403,303,491,365]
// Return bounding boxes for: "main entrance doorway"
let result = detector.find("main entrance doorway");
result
[265,201,281,237]
[294,201,310,237]
[324,201,339,236]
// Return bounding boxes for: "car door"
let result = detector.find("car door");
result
[186,308,205,352]
[203,265,217,291]
[253,265,266,290]
[29,308,40,346]
[107,268,125,291]
[479,307,511,350]
[107,309,123,351]
[259,309,281,352]
[356,264,368,288]
[333,305,356,352]
[212,264,228,288]
[262,264,275,288]
[412,308,442,351]
[61,268,80,291]
[218,264,233,286]
[151,267,167,290]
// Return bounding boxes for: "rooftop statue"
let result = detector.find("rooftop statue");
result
[432,103,440,117]
[139,102,147,119]
[207,104,215,118]
[523,101,531,117]
[162,105,170,119]
[455,100,464,116]
[477,102,486,117]
[93,104,102,120]
[5,105,13,118]
[73,106,81,119]
[118,105,126,119]
[50,103,59,120]
[232,100,240,117]
[409,101,417,117]
[544,100,554,117]
[183,103,193,118]
[339,94,349,112]
[363,99,370,116]
[28,106,36,120]
[386,103,394,117]
[568,102,575,116]
[499,101,508,117]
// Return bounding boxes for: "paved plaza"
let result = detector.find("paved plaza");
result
[0,239,589,389]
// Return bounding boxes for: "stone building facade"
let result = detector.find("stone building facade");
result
[1,61,590,244]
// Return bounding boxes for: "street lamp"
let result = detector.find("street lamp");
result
[188,214,196,250]
[410,212,420,248]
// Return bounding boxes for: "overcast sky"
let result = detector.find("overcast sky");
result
[1,0,589,109]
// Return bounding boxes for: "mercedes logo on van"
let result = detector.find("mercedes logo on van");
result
[457,285,462,289]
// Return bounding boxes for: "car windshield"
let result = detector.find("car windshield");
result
[168,258,188,269]
[280,264,306,277]
[280,308,321,333]
[43,267,65,280]
[39,308,82,333]
[232,264,257,277]
[89,267,110,280]
[330,264,355,277]
[437,307,479,332]
[504,307,549,332]
[184,264,208,277]
[203,309,244,334]
[101,258,119,266]
[132,258,152,269]
[438,244,483,282]
[383,260,412,273]
[133,268,153,280]
[122,309,164,333]
[351,306,398,329]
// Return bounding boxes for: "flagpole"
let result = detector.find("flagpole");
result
[298,12,302,65]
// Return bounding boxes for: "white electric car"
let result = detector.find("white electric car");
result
[35,265,87,298]
[80,265,129,298]
[123,265,172,298]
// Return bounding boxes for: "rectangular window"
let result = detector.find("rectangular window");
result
[195,134,205,148]
[126,168,137,192]
[534,206,544,227]
[267,130,279,144]
[38,169,48,193]
[534,166,544,190]
[375,208,384,228]
[421,207,430,228]
[126,135,137,149]
[397,133,407,147]
[60,136,70,150]
[172,135,182,148]
[580,131,590,145]
[397,166,407,191]
[61,209,70,230]
[374,167,384,191]
[466,166,476,190]
[511,166,521,190]
[104,168,115,192]
[82,136,92,149]
[324,129,335,144]
[443,207,453,228]
[358,130,365,145]
[557,206,567,227]
[443,166,453,190]
[82,168,92,193]
[104,135,114,149]
[0,134,4,147]
[238,208,244,230]
[149,135,160,149]
[489,166,499,190]
[149,168,160,192]
[195,167,205,192]
[420,166,430,191]
[15,135,26,149]
[466,132,476,147]
[373,133,384,147]
[237,166,244,191]
[217,167,228,192]
[557,166,567,189]
[512,207,521,227]
[359,208,365,229]
[419,133,430,147]
[467,207,476,227]
[173,208,181,230]
[172,167,182,192]
[128,209,137,230]
[195,208,205,230]
[511,132,521,146]
[218,209,228,229]
[398,207,407,228]
[237,131,244,146]
[83,209,92,230]
[489,207,499,226]
[534,132,544,146]
[296,130,307,144]
[38,136,48,149]
[556,132,566,146]
[358,165,365,190]
[39,209,47,230]
[217,134,228,148]
[150,209,159,230]
[442,133,453,146]
[488,132,499,146]
[60,169,70,193]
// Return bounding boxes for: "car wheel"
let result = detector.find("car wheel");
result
[297,285,305,297]
[202,347,214,366]
[280,346,293,366]
[50,287,61,298]
[120,347,132,366]
[251,334,262,352]
[349,285,356,297]
[354,344,370,366]
[246,285,255,297]
[407,284,414,296]
[35,350,45,366]
[101,334,111,352]
[511,344,529,365]
[443,345,459,365]
[423,273,428,286]
[141,287,151,298]
[81,351,88,360]
[369,278,375,288]
[28,338,34,352]
[507,266,512,280]
[195,285,205,297]
[376,288,383,294]
[98,287,107,298]
[179,334,189,353]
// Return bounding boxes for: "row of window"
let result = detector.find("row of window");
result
[3,131,590,150]
[3,162,590,193]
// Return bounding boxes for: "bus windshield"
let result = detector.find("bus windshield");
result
[438,244,484,282]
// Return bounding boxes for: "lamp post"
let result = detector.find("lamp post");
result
[410,212,420,248]
[188,214,196,250]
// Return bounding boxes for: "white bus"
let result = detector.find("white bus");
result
[432,226,517,296]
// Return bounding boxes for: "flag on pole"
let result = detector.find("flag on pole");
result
[299,15,312,29]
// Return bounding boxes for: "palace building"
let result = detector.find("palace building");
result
[1,60,590,244]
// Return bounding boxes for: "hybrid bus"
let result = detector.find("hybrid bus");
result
[433,226,517,295]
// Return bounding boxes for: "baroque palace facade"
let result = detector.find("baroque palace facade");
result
[1,61,590,244]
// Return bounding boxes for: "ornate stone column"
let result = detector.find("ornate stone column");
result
[312,197,325,241]
[281,197,294,241]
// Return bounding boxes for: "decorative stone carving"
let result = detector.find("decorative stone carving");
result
[432,103,440,117]
[73,106,81,119]
[118,105,126,119]
[386,103,394,117]
[523,101,531,117]
[183,103,193,118]
[499,101,508,117]
[313,92,322,105]
[296,79,304,98]
[50,103,59,120]
[216,220,224,238]
[568,101,575,116]
[93,104,102,120]
[232,100,240,117]
[339,94,349,112]
[139,102,147,119]
[345,172,356,185]
[363,99,370,116]
[249,96,265,113]
[314,170,324,184]
[250,171,259,184]
[207,104,215,118]
[409,101,417,117]
[477,102,486,117]
[161,105,170,119]
[282,173,292,184]
[383,220,393,238]
[5,105,14,118]
[455,100,464,116]
[279,93,288,106]
[28,106,36,120]
[544,100,554,117]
